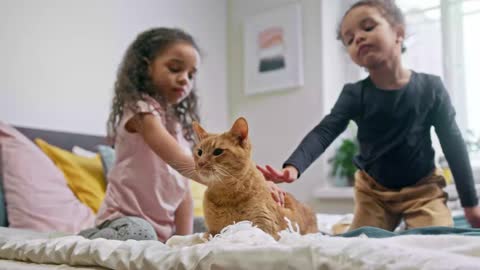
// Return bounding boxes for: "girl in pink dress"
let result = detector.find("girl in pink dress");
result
[80,27,206,242]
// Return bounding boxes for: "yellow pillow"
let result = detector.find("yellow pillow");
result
[190,180,207,217]
[35,139,106,213]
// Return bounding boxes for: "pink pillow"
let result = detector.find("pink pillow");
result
[0,122,95,233]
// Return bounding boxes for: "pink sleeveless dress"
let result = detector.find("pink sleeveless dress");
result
[96,96,191,242]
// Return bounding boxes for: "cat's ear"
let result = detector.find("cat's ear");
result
[192,121,208,140]
[230,117,249,142]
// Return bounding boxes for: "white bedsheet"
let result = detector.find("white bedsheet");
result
[0,259,105,270]
[0,222,479,270]
[0,228,105,270]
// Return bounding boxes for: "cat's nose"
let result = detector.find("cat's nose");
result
[198,161,207,168]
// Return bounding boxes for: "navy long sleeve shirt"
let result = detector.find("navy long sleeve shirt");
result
[284,71,478,207]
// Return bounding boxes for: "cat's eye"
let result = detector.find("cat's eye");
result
[213,148,224,156]
[197,149,203,156]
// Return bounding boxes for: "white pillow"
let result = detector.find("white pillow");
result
[72,146,97,158]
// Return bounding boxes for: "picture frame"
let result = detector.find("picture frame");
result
[244,3,304,95]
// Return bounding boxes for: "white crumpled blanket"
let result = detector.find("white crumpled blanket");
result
[0,221,480,270]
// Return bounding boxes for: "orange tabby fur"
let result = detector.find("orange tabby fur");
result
[192,117,318,240]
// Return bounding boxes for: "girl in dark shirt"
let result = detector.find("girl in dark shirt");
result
[258,0,480,230]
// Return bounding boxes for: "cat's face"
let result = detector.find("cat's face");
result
[192,117,252,185]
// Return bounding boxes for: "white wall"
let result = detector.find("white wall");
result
[227,0,350,201]
[0,0,228,135]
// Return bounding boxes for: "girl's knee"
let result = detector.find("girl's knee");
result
[91,228,118,240]
[85,217,158,241]
[129,227,157,241]
[118,216,157,241]
[78,227,100,238]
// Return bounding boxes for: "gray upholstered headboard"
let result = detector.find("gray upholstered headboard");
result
[15,126,108,152]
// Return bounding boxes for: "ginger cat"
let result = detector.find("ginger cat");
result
[192,117,318,240]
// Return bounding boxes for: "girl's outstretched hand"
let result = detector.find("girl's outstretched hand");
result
[256,165,298,183]
[464,206,480,228]
[265,180,286,207]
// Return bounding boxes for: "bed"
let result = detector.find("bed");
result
[1,221,480,270]
[1,124,480,269]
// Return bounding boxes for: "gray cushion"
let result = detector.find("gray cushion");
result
[97,145,115,180]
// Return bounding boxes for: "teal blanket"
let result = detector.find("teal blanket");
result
[341,226,480,238]
[340,215,480,238]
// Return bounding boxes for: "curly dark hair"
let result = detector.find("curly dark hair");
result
[107,27,201,144]
[337,0,407,53]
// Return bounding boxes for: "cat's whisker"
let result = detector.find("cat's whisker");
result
[165,163,202,181]
[213,165,236,177]
[215,165,244,179]
[174,166,196,171]
[183,170,198,177]
[214,173,228,184]
[170,163,194,169]
[168,162,196,170]
[213,167,235,180]
[216,163,243,175]
[212,171,226,185]
[168,158,193,165]
[173,166,196,174]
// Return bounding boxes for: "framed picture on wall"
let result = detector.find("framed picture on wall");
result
[244,3,304,95]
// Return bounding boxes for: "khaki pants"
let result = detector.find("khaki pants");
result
[349,169,453,231]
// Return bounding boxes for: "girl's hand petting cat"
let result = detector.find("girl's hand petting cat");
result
[256,165,298,183]
[266,181,286,207]
[464,206,480,228]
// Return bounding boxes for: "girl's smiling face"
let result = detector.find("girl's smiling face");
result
[149,41,200,105]
[340,5,405,69]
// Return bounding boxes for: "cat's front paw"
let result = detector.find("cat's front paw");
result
[166,233,209,248]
